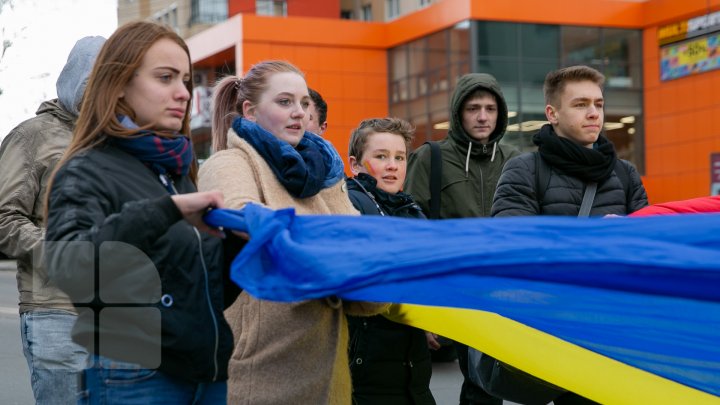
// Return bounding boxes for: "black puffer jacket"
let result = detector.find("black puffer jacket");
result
[346,174,434,405]
[491,150,648,217]
[46,144,233,383]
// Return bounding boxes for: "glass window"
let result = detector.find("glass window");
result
[475,58,518,84]
[562,26,602,65]
[522,60,559,87]
[390,45,408,81]
[427,66,450,94]
[191,0,227,24]
[603,28,642,89]
[521,24,560,59]
[449,22,470,65]
[476,21,518,58]
[386,0,400,19]
[429,110,449,143]
[390,101,409,121]
[361,4,372,21]
[429,92,449,120]
[256,0,287,17]
[408,41,426,76]
[426,30,447,71]
[449,61,470,88]
[389,26,468,151]
[171,8,178,30]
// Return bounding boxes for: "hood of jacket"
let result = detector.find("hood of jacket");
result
[36,98,76,125]
[448,73,508,153]
[56,36,105,117]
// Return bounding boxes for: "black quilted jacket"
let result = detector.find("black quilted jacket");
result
[491,152,648,217]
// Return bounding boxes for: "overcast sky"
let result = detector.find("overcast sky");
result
[0,0,118,142]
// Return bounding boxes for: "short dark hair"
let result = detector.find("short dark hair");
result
[543,65,605,107]
[348,118,415,162]
[308,87,327,125]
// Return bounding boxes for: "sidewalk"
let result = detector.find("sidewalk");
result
[0,260,16,271]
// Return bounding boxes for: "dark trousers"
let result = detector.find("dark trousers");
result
[455,342,502,405]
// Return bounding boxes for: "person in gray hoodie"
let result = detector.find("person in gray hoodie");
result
[0,35,105,404]
[404,73,520,405]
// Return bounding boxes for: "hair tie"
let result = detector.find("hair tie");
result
[235,77,243,91]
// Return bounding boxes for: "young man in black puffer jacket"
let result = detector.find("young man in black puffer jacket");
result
[492,65,648,218]
[345,118,436,405]
[488,65,649,405]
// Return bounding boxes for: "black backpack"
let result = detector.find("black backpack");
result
[425,141,443,219]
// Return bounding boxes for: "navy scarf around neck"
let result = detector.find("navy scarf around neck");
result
[232,117,344,198]
[533,124,617,183]
[112,115,193,177]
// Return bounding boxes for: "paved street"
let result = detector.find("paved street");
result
[0,263,34,405]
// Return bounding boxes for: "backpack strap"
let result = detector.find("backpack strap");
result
[578,182,598,217]
[614,159,632,211]
[535,152,551,215]
[426,141,442,219]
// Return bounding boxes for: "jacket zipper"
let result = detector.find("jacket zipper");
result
[159,173,221,381]
[194,227,221,381]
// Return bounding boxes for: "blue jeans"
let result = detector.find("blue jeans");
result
[20,310,88,405]
[79,355,227,404]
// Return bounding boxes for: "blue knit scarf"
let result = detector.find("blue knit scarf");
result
[232,117,344,198]
[112,115,193,177]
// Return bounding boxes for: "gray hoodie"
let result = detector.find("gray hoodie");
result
[56,35,106,116]
[0,35,105,313]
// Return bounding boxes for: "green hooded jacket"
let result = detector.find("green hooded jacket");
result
[404,73,520,219]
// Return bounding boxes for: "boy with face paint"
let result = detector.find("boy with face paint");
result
[345,117,435,405]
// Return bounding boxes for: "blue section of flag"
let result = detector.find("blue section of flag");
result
[204,203,720,396]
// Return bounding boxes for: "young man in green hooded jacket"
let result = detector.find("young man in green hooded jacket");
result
[404,73,520,404]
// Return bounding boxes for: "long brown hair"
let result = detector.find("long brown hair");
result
[45,21,195,219]
[211,60,304,152]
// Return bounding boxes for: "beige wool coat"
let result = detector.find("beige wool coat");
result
[199,131,387,405]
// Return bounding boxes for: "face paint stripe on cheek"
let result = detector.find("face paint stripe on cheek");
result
[362,161,377,177]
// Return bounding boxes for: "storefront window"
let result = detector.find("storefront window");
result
[389,22,470,148]
[389,20,643,171]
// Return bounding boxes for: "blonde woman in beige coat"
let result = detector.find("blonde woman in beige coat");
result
[199,60,387,404]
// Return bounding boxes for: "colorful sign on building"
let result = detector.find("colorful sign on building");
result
[660,32,720,81]
[659,10,720,81]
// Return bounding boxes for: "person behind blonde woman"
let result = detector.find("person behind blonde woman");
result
[306,87,328,136]
[44,21,233,404]
[0,35,103,405]
[199,60,388,404]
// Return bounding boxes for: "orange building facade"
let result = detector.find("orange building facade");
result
[187,0,720,203]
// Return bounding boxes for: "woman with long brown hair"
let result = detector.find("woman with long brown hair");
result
[45,21,233,403]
